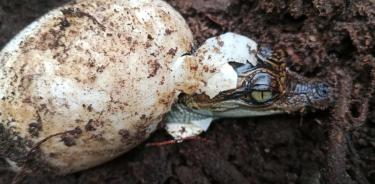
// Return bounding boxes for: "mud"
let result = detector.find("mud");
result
[0,0,375,183]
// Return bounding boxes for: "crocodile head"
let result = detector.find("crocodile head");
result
[179,47,332,117]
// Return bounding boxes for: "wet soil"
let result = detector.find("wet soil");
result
[1,0,375,183]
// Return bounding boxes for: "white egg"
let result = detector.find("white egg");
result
[0,0,193,174]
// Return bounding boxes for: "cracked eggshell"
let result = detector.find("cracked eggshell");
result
[196,33,258,98]
[0,0,193,174]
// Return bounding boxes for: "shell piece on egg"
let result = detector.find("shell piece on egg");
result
[0,0,193,174]
[195,33,259,98]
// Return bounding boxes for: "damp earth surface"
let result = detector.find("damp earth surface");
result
[1,0,375,183]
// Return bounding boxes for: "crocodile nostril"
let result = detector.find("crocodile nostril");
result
[316,83,329,97]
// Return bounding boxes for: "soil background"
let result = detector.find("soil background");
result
[1,0,375,183]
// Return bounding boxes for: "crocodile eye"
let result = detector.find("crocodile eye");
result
[250,90,273,103]
[246,72,278,104]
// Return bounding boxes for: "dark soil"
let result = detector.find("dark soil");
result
[1,0,375,183]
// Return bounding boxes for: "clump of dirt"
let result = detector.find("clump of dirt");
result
[1,0,375,183]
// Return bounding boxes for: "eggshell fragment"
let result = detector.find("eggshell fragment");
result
[0,0,193,174]
[195,33,259,98]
